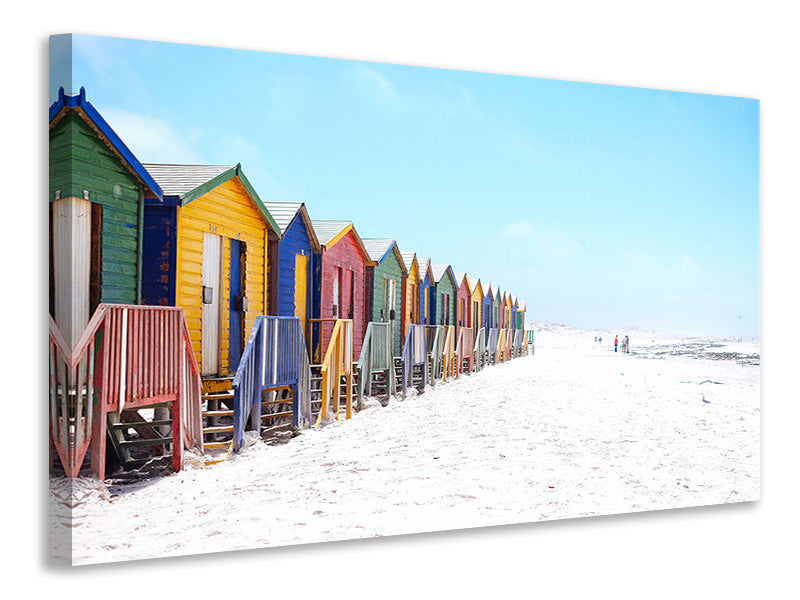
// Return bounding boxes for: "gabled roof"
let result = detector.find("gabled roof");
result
[484,282,495,299]
[143,162,280,236]
[399,251,418,274]
[453,272,470,291]
[417,257,434,283]
[311,220,373,264]
[471,278,483,297]
[431,264,456,289]
[49,87,162,200]
[262,200,321,252]
[518,299,526,311]
[361,239,408,275]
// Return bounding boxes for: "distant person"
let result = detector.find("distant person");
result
[594,335,597,343]
[598,336,602,344]
[614,335,618,352]
[623,335,630,353]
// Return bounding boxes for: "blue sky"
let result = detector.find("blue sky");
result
[50,34,760,338]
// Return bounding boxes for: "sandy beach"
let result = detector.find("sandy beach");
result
[50,323,760,566]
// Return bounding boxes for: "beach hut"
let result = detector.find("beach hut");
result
[510,295,518,331]
[48,88,203,478]
[482,282,494,335]
[493,286,504,331]
[141,162,281,379]
[454,272,471,330]
[363,239,407,357]
[517,299,526,330]
[261,201,321,335]
[400,251,420,338]
[417,257,435,326]
[470,278,484,335]
[49,87,164,345]
[310,220,372,361]
[431,264,457,326]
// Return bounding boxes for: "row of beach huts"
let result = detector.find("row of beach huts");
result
[48,88,535,481]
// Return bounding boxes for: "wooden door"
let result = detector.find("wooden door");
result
[294,253,308,333]
[201,232,222,376]
[228,239,245,372]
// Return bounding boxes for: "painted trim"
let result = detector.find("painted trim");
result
[48,87,163,201]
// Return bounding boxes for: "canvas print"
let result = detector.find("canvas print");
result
[48,34,760,566]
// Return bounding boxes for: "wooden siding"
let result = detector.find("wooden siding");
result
[434,272,457,327]
[174,177,268,376]
[317,230,368,359]
[49,111,145,306]
[456,276,471,329]
[402,258,420,340]
[370,250,405,356]
[141,205,177,306]
[276,211,313,322]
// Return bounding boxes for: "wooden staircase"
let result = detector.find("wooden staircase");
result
[106,403,176,472]
[309,362,359,422]
[202,377,235,451]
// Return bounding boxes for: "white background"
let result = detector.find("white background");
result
[6,1,797,597]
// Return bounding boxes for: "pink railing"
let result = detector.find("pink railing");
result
[456,327,474,375]
[48,304,203,479]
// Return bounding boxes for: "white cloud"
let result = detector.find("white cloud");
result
[349,65,398,104]
[102,107,202,164]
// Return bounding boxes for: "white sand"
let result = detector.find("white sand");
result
[50,323,760,566]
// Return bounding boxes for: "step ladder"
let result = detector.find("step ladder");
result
[309,362,359,423]
[106,403,175,472]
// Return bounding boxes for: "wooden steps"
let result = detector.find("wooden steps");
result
[106,402,176,473]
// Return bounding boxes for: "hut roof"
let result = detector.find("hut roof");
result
[143,162,280,236]
[362,238,396,263]
[49,87,163,200]
[262,200,321,251]
[400,251,418,272]
[311,220,373,263]
[431,264,454,285]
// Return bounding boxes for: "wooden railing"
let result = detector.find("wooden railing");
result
[456,327,474,375]
[48,304,202,480]
[497,329,508,362]
[426,325,446,385]
[400,324,428,396]
[307,318,338,365]
[231,316,311,451]
[473,327,487,371]
[442,325,456,379]
[314,319,353,428]
[487,328,499,365]
[513,328,524,357]
[357,321,395,404]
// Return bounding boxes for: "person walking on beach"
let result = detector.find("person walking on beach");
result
[614,335,618,352]
[623,335,630,353]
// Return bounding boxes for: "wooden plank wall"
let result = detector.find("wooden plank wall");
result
[175,178,267,376]
[50,112,144,306]
[371,251,405,356]
[319,231,367,359]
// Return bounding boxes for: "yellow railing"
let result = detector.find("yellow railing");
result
[442,325,456,379]
[314,319,353,428]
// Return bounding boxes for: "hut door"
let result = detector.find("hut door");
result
[294,253,308,334]
[201,232,222,376]
[228,239,245,372]
[51,197,92,347]
[387,277,396,344]
[342,268,354,320]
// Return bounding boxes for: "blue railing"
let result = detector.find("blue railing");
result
[487,328,499,365]
[231,316,310,451]
[400,324,428,396]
